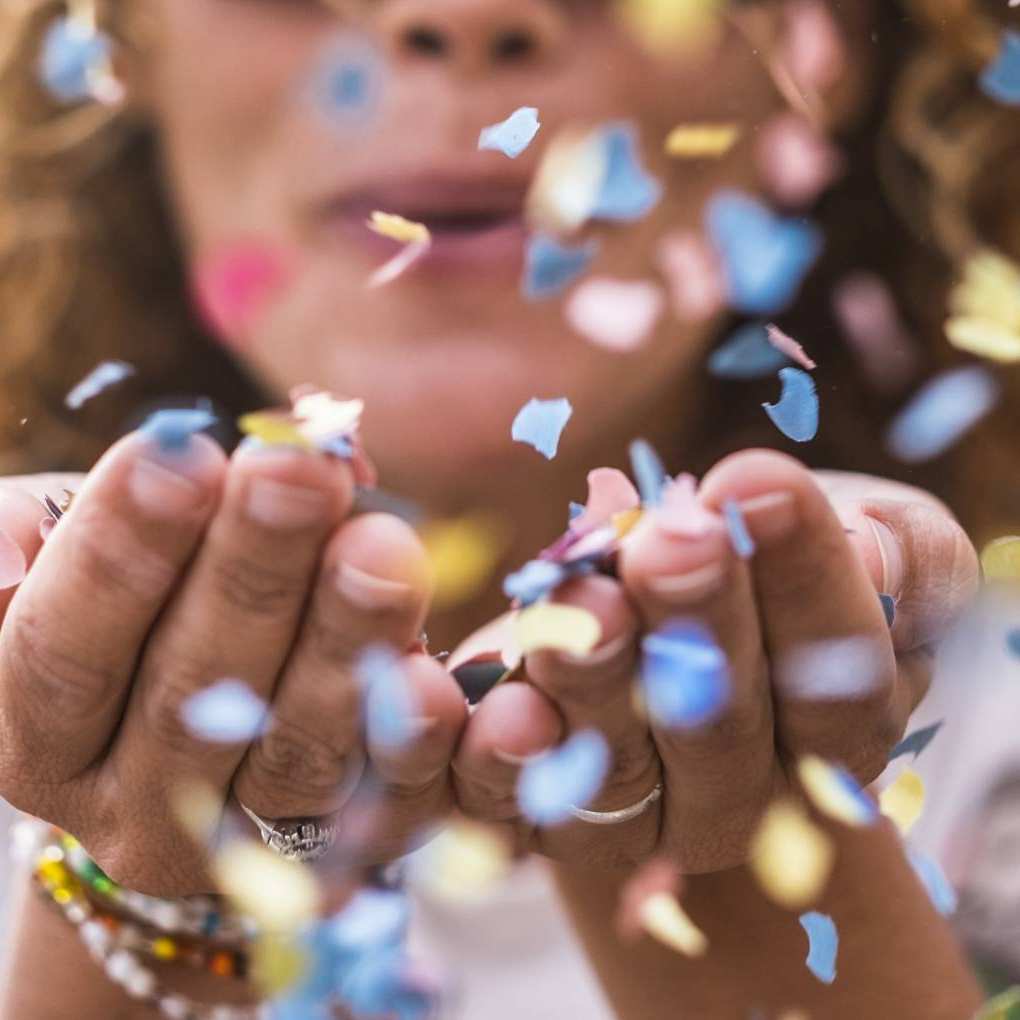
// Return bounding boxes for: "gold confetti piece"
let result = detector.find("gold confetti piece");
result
[368,211,430,245]
[946,317,1020,363]
[664,123,741,159]
[251,933,310,997]
[515,602,602,657]
[415,821,511,902]
[879,769,925,836]
[946,250,1020,363]
[981,536,1020,581]
[615,0,723,55]
[213,841,320,934]
[797,755,875,827]
[611,507,643,539]
[750,800,835,910]
[170,780,222,845]
[238,412,314,450]
[421,514,511,610]
[638,892,708,957]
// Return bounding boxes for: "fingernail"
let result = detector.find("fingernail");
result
[129,456,207,518]
[336,561,413,610]
[738,491,798,543]
[647,561,726,601]
[0,527,26,590]
[866,516,905,598]
[558,632,633,667]
[245,477,329,529]
[493,747,550,767]
[401,716,441,742]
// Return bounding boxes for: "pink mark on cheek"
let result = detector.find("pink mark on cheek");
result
[191,242,292,347]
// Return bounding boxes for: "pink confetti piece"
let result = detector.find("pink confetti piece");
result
[656,232,727,322]
[0,528,26,590]
[766,323,817,371]
[782,0,846,94]
[657,474,718,538]
[565,277,664,351]
[368,238,431,288]
[572,468,641,534]
[756,113,843,208]
[617,859,682,940]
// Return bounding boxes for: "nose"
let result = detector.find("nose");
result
[377,0,566,74]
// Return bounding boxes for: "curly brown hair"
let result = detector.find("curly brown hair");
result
[0,0,1017,543]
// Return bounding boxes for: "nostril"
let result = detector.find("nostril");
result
[491,27,537,63]
[402,24,449,58]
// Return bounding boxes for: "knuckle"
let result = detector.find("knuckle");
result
[141,676,207,755]
[304,612,371,665]
[211,554,306,618]
[246,721,352,801]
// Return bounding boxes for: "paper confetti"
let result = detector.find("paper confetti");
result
[639,893,708,957]
[664,123,740,159]
[906,849,958,917]
[180,680,271,744]
[591,122,663,222]
[526,127,609,234]
[723,500,755,559]
[657,232,727,323]
[659,475,718,538]
[782,0,846,93]
[763,367,819,443]
[779,636,886,700]
[946,250,1020,363]
[799,911,838,984]
[503,559,569,606]
[421,515,509,609]
[141,406,217,453]
[368,212,430,246]
[410,822,511,902]
[629,439,669,507]
[39,15,117,104]
[65,361,134,410]
[750,799,835,909]
[879,769,925,836]
[308,36,384,122]
[0,530,27,592]
[357,645,421,752]
[982,536,1020,581]
[707,190,822,316]
[523,236,598,300]
[1008,628,1020,658]
[616,0,724,55]
[516,729,610,825]
[572,468,641,533]
[641,621,731,730]
[889,721,943,762]
[797,755,878,827]
[756,113,842,208]
[708,322,792,379]
[765,324,816,371]
[515,602,602,657]
[886,366,999,463]
[980,31,1020,106]
[565,277,664,351]
[511,397,573,459]
[479,107,541,158]
[879,593,896,628]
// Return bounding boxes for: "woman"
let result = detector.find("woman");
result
[0,0,1011,1016]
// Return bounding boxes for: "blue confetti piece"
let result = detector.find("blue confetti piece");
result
[568,501,585,522]
[309,37,384,122]
[522,235,598,300]
[889,720,943,762]
[511,397,573,459]
[180,680,270,743]
[641,621,731,730]
[707,322,791,380]
[907,849,958,917]
[1008,628,1020,658]
[141,406,217,453]
[799,911,838,984]
[517,729,610,825]
[65,360,134,410]
[357,645,419,752]
[980,31,1020,107]
[629,439,669,507]
[886,366,999,463]
[338,947,435,1020]
[763,367,819,443]
[707,190,822,315]
[329,889,408,957]
[879,593,896,628]
[831,765,880,825]
[723,500,755,558]
[478,106,541,158]
[503,559,568,606]
[590,122,663,223]
[39,17,111,103]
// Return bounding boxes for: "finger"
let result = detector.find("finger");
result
[0,432,225,786]
[699,450,900,783]
[233,512,433,819]
[0,486,49,614]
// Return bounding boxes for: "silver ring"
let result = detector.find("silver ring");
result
[238,803,340,863]
[568,783,663,826]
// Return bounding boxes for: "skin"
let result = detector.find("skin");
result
[0,0,986,1016]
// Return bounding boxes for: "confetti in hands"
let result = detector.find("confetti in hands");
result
[516,729,610,825]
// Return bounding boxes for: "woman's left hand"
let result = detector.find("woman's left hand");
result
[450,450,980,872]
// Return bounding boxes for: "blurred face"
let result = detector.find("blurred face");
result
[139,0,807,505]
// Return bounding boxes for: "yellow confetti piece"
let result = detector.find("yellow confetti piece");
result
[416,821,511,902]
[797,755,875,828]
[213,840,320,934]
[946,317,1020,363]
[981,536,1020,581]
[421,514,511,610]
[664,123,741,159]
[611,507,643,540]
[975,987,1020,1020]
[170,780,221,845]
[946,250,1020,363]
[237,412,314,450]
[879,769,925,836]
[526,126,608,235]
[514,602,602,657]
[638,892,708,957]
[615,0,723,55]
[749,800,835,910]
[368,211,430,245]
[250,933,310,997]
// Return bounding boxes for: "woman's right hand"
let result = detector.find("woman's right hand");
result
[0,428,466,896]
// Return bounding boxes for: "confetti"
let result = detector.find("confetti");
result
[639,894,708,957]
[65,360,134,410]
[237,414,314,450]
[763,367,819,443]
[782,0,846,93]
[756,113,843,208]
[722,499,755,559]
[503,559,569,606]
[368,212,430,246]
[706,190,822,316]
[886,366,999,463]
[512,397,573,460]
[421,514,509,609]
[797,755,878,827]
[516,729,610,825]
[591,122,663,223]
[629,439,669,507]
[357,645,421,753]
[778,636,885,700]
[799,911,838,985]
[658,474,718,538]
[707,322,792,379]
[330,889,408,954]
[369,238,431,287]
[641,621,731,730]
[0,530,27,592]
[750,799,835,909]
[240,389,365,460]
[515,602,602,657]
[879,769,925,836]
[478,107,541,158]
[526,128,609,234]
[141,406,217,453]
[615,0,724,55]
[1008,628,1020,658]
[39,14,117,104]
[410,822,511,902]
[522,235,598,300]
[906,849,957,917]
[879,593,896,628]
[889,721,943,762]
[664,123,741,159]
[982,536,1020,580]
[975,988,1020,1020]
[979,30,1020,106]
[571,468,641,534]
[308,36,384,122]
[765,324,816,371]
[564,277,664,351]
[945,250,1020,363]
[180,680,271,744]
[657,232,727,323]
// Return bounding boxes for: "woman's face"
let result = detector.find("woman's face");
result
[140,0,801,501]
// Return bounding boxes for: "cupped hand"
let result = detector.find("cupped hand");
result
[0,430,466,896]
[452,450,980,872]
